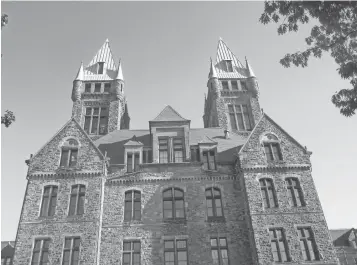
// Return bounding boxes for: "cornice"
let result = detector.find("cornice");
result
[27,171,103,180]
[239,164,311,173]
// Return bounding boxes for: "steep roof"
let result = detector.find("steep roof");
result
[215,38,247,79]
[83,39,117,81]
[245,57,256,78]
[330,228,356,247]
[150,105,189,122]
[1,241,15,258]
[1,241,15,251]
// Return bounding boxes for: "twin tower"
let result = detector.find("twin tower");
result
[71,38,261,136]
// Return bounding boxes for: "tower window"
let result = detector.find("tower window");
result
[104,83,111,92]
[84,107,109,135]
[221,81,229,90]
[62,237,81,265]
[269,228,289,262]
[123,240,141,265]
[298,227,319,261]
[94,83,101,93]
[240,80,247,91]
[31,238,50,265]
[231,81,238,90]
[97,62,104,74]
[228,104,252,131]
[85,83,91,93]
[223,60,233,72]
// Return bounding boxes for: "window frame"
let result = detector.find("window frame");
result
[206,187,224,219]
[221,81,229,90]
[262,134,283,162]
[202,150,216,170]
[124,190,141,221]
[240,80,247,91]
[94,83,101,93]
[84,107,109,135]
[68,184,86,216]
[259,178,278,208]
[227,104,252,131]
[40,185,58,217]
[163,187,185,220]
[123,240,141,265]
[210,237,229,265]
[190,146,200,162]
[285,178,305,207]
[159,137,185,164]
[104,82,111,93]
[269,228,290,262]
[84,83,91,93]
[164,239,188,265]
[97,62,104,75]
[62,237,81,265]
[31,238,50,265]
[127,152,140,173]
[222,60,233,72]
[142,148,152,164]
[60,139,79,168]
[297,227,319,261]
[2,257,12,265]
[231,80,239,90]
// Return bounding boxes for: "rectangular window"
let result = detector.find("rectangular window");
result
[164,239,187,265]
[203,150,216,170]
[124,191,141,221]
[264,144,274,161]
[127,153,140,173]
[264,143,282,161]
[97,62,104,74]
[240,81,247,91]
[69,185,85,216]
[231,81,238,90]
[242,105,252,130]
[159,138,169,163]
[235,105,245,130]
[173,138,183,163]
[228,105,237,130]
[127,154,133,173]
[60,149,78,168]
[104,83,111,92]
[84,107,109,135]
[226,61,233,72]
[62,237,80,265]
[123,241,141,265]
[41,186,58,217]
[298,228,319,261]
[142,149,152,163]
[134,154,140,172]
[269,228,289,262]
[260,179,277,208]
[228,105,252,131]
[84,83,91,93]
[211,237,228,265]
[221,81,229,90]
[286,178,304,207]
[94,83,101,93]
[190,147,200,162]
[32,238,50,265]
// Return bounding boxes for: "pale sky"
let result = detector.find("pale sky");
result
[1,2,356,241]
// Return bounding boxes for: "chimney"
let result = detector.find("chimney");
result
[224,130,230,139]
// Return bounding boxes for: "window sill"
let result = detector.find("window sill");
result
[207,217,225,222]
[38,216,55,220]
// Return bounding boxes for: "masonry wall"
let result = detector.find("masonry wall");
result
[99,166,253,265]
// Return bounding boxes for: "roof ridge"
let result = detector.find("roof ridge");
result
[216,38,244,67]
[150,105,188,122]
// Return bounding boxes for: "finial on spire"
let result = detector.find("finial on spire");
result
[245,57,256,78]
[208,57,218,79]
[219,36,222,41]
[74,62,84,81]
[115,59,124,80]
[105,38,109,43]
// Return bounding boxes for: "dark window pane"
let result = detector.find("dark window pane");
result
[272,143,282,160]
[64,239,71,248]
[127,154,132,173]
[237,113,245,130]
[41,197,49,216]
[133,242,141,251]
[163,189,172,198]
[69,150,78,167]
[99,117,108,135]
[264,144,274,161]
[123,253,131,265]
[84,117,91,133]
[60,150,69,167]
[98,63,104,74]
[94,83,101,92]
[164,241,174,249]
[91,117,98,134]
[123,242,131,251]
[174,189,184,197]
[78,195,85,214]
[85,83,91,92]
[69,195,76,215]
[104,83,111,92]
[231,81,238,90]
[226,61,233,72]
[222,81,229,90]
[134,154,140,172]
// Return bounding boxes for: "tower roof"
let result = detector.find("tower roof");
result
[115,59,124,80]
[83,39,117,81]
[245,57,256,78]
[74,62,84,81]
[214,38,247,79]
[208,57,217,79]
[150,105,189,122]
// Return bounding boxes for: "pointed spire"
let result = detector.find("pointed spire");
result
[116,59,124,80]
[208,57,217,79]
[74,62,84,81]
[245,56,256,78]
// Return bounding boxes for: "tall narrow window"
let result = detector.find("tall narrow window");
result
[2,257,12,265]
[286,178,305,207]
[163,188,185,219]
[164,239,187,265]
[211,237,229,265]
[60,139,78,168]
[231,81,238,90]
[127,153,140,173]
[221,81,229,90]
[97,62,104,74]
[84,83,91,93]
[202,150,216,170]
[240,81,247,91]
[262,134,283,161]
[298,228,319,261]
[269,228,289,262]
[190,147,200,162]
[62,237,80,265]
[159,138,169,163]
[31,239,50,265]
[259,178,277,208]
[206,187,223,218]
[173,138,184,162]
[40,185,58,217]
[227,104,252,131]
[124,190,141,221]
[123,241,141,265]
[84,107,109,135]
[69,184,85,216]
[142,149,152,163]
[104,83,111,92]
[94,83,101,92]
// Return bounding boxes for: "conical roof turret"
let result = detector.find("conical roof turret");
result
[208,57,217,79]
[245,57,256,78]
[74,62,84,81]
[116,59,124,81]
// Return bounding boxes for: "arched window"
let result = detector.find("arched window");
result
[286,178,305,207]
[40,185,58,217]
[163,188,185,219]
[60,139,78,168]
[206,187,223,218]
[262,134,282,161]
[68,184,85,216]
[124,190,141,221]
[259,178,277,208]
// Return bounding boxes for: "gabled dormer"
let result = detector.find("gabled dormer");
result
[149,105,191,163]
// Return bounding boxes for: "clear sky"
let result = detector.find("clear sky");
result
[1,2,356,240]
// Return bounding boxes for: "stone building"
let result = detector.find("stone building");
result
[12,38,339,265]
[330,228,357,265]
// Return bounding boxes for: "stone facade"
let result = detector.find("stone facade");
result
[12,38,338,265]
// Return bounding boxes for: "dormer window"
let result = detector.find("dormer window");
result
[223,60,233,72]
[262,134,283,161]
[159,137,184,163]
[127,153,140,173]
[97,62,104,74]
[60,139,78,168]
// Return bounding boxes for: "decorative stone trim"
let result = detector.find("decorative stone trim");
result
[239,164,311,173]
[27,171,103,180]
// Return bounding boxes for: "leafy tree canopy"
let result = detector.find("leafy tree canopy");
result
[260,1,357,117]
